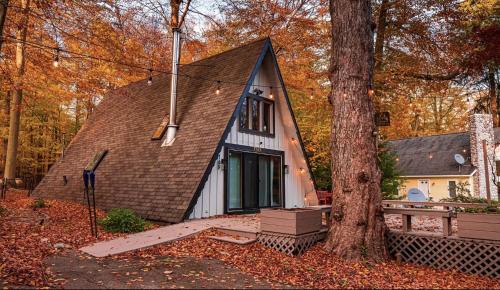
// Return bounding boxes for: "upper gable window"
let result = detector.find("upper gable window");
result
[239,93,274,136]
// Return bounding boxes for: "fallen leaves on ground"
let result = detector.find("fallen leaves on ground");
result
[2,191,499,289]
[0,190,123,287]
[123,230,500,289]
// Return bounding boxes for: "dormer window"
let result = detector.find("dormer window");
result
[239,93,274,136]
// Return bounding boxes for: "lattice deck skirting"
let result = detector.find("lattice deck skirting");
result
[387,231,500,279]
[257,230,327,256]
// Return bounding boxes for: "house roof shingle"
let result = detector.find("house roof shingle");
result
[388,132,475,176]
[388,127,500,176]
[34,38,269,223]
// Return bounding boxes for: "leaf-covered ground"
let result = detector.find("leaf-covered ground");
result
[121,230,500,289]
[0,190,123,287]
[46,251,287,289]
[1,190,499,289]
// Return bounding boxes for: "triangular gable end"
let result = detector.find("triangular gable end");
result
[265,40,316,190]
[184,38,316,220]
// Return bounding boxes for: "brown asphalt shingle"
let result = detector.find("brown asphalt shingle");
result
[388,132,476,176]
[33,38,268,223]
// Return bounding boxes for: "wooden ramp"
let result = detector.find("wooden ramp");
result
[80,217,259,257]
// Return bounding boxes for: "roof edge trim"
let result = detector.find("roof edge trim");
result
[401,169,477,178]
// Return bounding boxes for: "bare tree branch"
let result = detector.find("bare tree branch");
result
[406,71,462,81]
[177,0,191,28]
[187,6,221,28]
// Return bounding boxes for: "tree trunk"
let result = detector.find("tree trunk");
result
[488,65,498,127]
[4,0,30,179]
[0,0,9,52]
[374,0,388,73]
[325,0,387,260]
[2,91,10,169]
[170,0,181,27]
[85,96,93,119]
[75,97,81,130]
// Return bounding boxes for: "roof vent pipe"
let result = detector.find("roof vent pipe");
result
[163,27,181,147]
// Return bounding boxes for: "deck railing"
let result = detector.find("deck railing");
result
[382,200,489,210]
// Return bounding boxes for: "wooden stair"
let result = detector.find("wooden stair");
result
[208,235,256,245]
[209,226,259,245]
[214,227,259,239]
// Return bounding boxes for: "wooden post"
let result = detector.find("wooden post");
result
[402,214,411,233]
[442,217,452,236]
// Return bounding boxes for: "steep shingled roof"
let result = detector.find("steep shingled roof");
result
[34,38,268,223]
[388,132,475,176]
[389,128,500,177]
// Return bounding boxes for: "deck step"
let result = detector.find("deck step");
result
[214,227,258,239]
[208,235,256,245]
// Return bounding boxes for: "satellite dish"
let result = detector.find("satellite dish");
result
[407,188,427,202]
[454,154,465,165]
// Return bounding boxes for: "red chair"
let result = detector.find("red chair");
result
[316,190,332,205]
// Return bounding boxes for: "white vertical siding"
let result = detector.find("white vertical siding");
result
[188,53,316,220]
[189,151,225,219]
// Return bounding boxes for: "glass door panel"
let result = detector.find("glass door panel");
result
[258,156,271,207]
[228,151,242,210]
[243,153,258,209]
[270,155,282,206]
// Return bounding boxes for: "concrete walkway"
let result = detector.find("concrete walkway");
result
[80,217,259,257]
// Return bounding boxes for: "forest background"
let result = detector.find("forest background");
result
[0,0,498,190]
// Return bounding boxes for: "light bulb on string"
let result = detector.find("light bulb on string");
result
[147,69,153,86]
[368,86,374,97]
[53,48,60,68]
[309,88,314,100]
[269,86,274,99]
[216,80,221,95]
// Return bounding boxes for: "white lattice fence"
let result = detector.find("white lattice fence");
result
[257,231,326,256]
[387,231,499,278]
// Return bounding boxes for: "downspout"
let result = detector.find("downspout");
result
[163,27,181,147]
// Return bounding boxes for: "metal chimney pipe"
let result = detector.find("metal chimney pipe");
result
[163,27,181,147]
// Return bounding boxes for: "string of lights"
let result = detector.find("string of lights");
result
[393,148,470,162]
[1,35,284,91]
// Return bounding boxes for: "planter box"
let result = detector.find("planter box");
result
[457,213,500,241]
[260,208,321,235]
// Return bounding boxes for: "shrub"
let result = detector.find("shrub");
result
[32,198,46,209]
[0,205,6,215]
[99,208,150,233]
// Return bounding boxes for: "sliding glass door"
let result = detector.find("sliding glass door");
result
[227,150,282,212]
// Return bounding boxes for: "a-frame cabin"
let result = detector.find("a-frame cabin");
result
[34,38,317,223]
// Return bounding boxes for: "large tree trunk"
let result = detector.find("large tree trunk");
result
[4,0,30,179]
[0,0,9,52]
[325,0,387,260]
